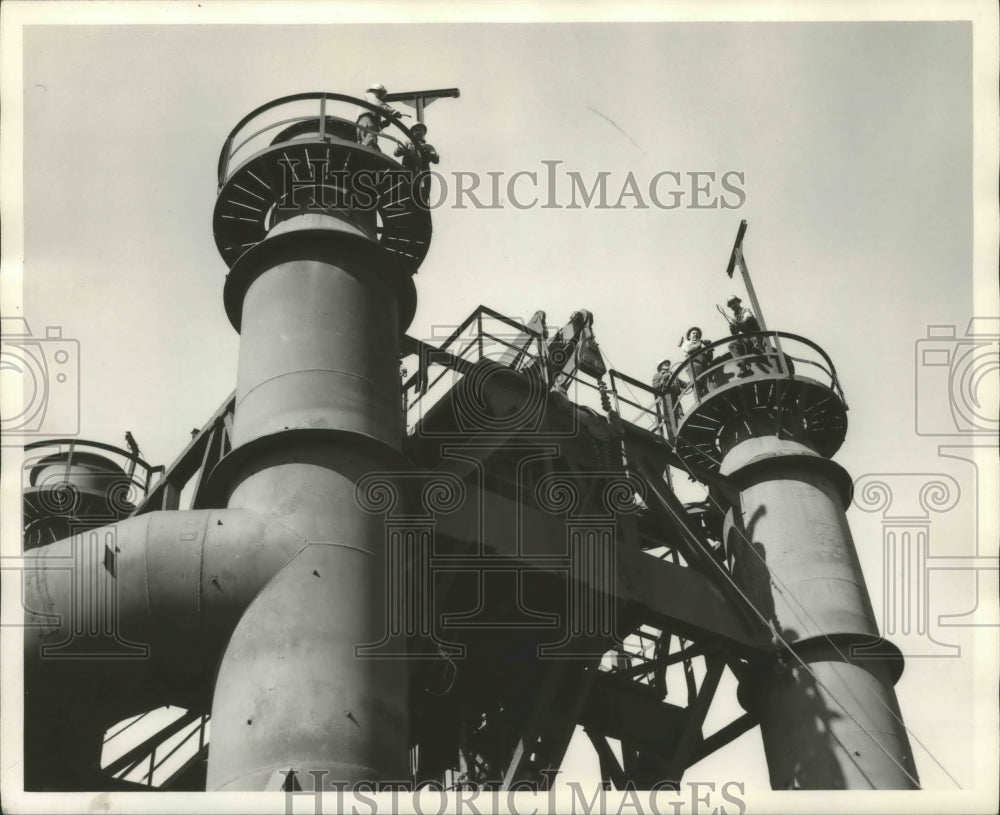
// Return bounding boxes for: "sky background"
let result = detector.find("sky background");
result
[3,1,998,810]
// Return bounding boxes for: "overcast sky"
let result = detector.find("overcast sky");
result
[3,1,998,810]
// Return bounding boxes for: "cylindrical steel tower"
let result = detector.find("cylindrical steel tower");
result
[668,333,919,789]
[203,94,430,790]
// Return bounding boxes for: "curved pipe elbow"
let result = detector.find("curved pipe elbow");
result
[23,507,308,719]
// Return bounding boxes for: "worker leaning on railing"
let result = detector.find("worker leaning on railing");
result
[651,358,688,425]
[393,122,439,170]
[679,327,714,396]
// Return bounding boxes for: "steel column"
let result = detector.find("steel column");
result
[205,213,414,790]
[722,437,918,789]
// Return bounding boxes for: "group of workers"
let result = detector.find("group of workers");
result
[356,83,440,175]
[651,295,766,412]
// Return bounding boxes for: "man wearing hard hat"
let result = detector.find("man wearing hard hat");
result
[722,295,765,377]
[357,83,403,151]
[394,121,440,202]
[394,122,440,171]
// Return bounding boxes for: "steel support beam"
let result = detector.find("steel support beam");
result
[586,730,627,790]
[661,653,726,782]
[686,712,758,766]
[501,660,598,789]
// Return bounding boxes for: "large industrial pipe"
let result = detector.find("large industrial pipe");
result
[21,222,415,789]
[22,508,308,789]
[204,214,414,789]
[722,437,919,789]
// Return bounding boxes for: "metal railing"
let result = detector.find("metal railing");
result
[607,369,664,433]
[23,438,163,508]
[217,92,420,189]
[402,306,633,435]
[102,707,209,789]
[402,312,844,451]
[403,306,549,433]
[130,393,235,516]
[660,330,847,439]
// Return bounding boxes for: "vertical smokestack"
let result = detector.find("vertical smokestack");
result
[722,438,918,789]
[671,335,918,790]
[204,97,425,790]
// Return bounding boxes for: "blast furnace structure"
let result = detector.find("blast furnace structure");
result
[21,91,919,793]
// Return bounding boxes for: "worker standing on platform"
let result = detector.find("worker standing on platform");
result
[394,122,440,171]
[722,295,764,377]
[357,82,402,151]
[652,359,687,424]
[679,327,714,396]
[651,359,672,394]
[394,122,440,201]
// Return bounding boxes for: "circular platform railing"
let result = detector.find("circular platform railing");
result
[659,331,848,470]
[23,439,163,546]
[217,92,419,189]
[214,92,433,271]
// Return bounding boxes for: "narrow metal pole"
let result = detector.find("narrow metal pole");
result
[725,220,765,329]
[727,220,784,365]
[734,247,767,332]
